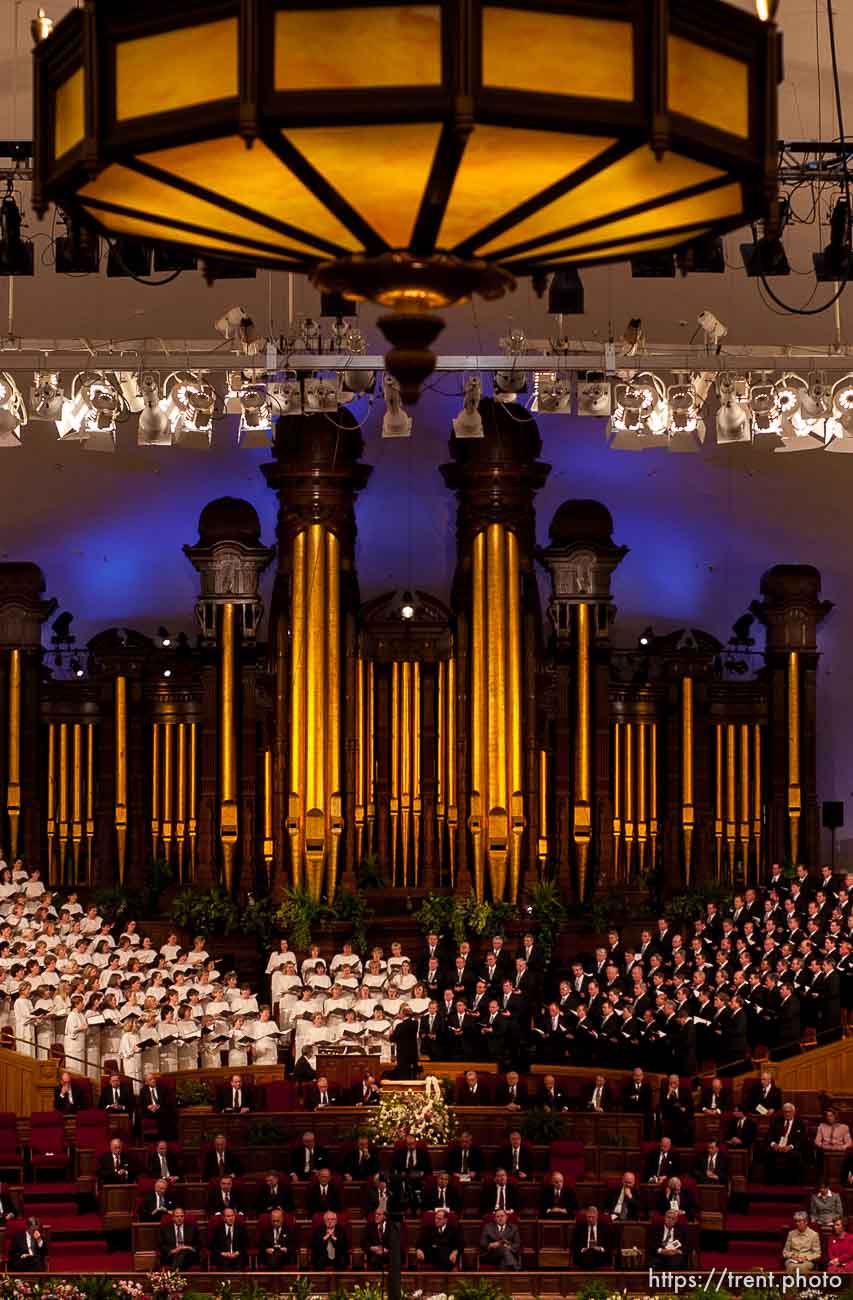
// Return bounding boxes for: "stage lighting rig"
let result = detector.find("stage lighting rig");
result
[715,373,751,444]
[532,371,571,414]
[740,200,791,278]
[814,198,851,282]
[452,377,484,438]
[0,182,33,276]
[56,371,124,450]
[160,371,216,447]
[0,373,26,446]
[30,371,63,421]
[136,372,171,445]
[381,375,412,439]
[576,375,611,418]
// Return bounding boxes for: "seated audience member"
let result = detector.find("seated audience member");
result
[649,1208,688,1269]
[217,1073,253,1114]
[310,1209,350,1270]
[456,1069,488,1106]
[655,1176,698,1219]
[495,1129,532,1180]
[257,1207,295,1269]
[747,1069,783,1115]
[99,1071,133,1112]
[767,1102,807,1183]
[623,1067,653,1118]
[810,1180,843,1228]
[571,1206,611,1269]
[363,1173,390,1218]
[307,1074,340,1109]
[424,1171,462,1215]
[258,1170,293,1214]
[446,1130,484,1180]
[158,1206,199,1270]
[480,1207,521,1270]
[98,1137,133,1184]
[139,1070,175,1137]
[342,1134,380,1182]
[828,1216,853,1275]
[148,1139,181,1184]
[416,1207,461,1271]
[207,1174,243,1216]
[494,1069,528,1110]
[306,1168,342,1216]
[783,1211,821,1275]
[202,1134,243,1181]
[209,1207,249,1270]
[724,1107,757,1149]
[139,1177,177,1220]
[581,1073,613,1112]
[537,1073,569,1111]
[53,1069,82,1113]
[538,1169,576,1217]
[290,1130,330,1181]
[815,1106,852,1161]
[645,1136,680,1184]
[604,1171,639,1221]
[0,1183,21,1222]
[699,1076,730,1114]
[658,1072,695,1144]
[350,1071,380,1106]
[697,1138,728,1184]
[480,1168,519,1215]
[392,1134,432,1180]
[363,1208,396,1268]
[8,1218,47,1272]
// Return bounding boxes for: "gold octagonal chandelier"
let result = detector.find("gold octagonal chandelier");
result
[33,0,780,394]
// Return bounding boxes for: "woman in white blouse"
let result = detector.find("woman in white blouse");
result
[118,1015,142,1089]
[157,1007,179,1074]
[251,1005,280,1066]
[138,1011,161,1076]
[63,992,87,1073]
[176,1004,200,1072]
[228,1014,250,1067]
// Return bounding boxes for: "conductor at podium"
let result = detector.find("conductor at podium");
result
[390,1007,419,1079]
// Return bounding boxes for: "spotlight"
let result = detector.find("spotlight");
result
[825,374,853,447]
[238,387,274,447]
[54,213,99,274]
[303,378,339,413]
[676,236,725,275]
[493,368,528,404]
[749,372,783,437]
[268,379,302,416]
[0,186,33,276]
[31,7,53,43]
[298,318,322,352]
[697,310,728,352]
[666,373,707,451]
[0,374,26,447]
[70,658,84,678]
[609,373,667,448]
[400,591,415,621]
[547,268,584,314]
[452,377,483,438]
[137,372,171,446]
[106,239,151,278]
[576,375,611,417]
[755,0,779,18]
[381,375,412,438]
[57,371,123,449]
[163,669,172,679]
[157,627,172,648]
[339,327,375,397]
[532,371,571,414]
[741,203,790,277]
[715,372,750,444]
[160,371,216,447]
[30,371,64,421]
[214,306,256,344]
[814,198,851,282]
[630,252,676,278]
[639,627,653,648]
[116,371,145,413]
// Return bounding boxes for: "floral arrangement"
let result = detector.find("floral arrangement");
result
[368,1079,457,1144]
[146,1273,186,1300]
[0,1285,85,1300]
[116,1285,146,1300]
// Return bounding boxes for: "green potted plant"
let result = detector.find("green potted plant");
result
[174,1078,211,1109]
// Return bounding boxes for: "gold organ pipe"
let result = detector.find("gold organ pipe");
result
[163,720,174,855]
[58,721,69,882]
[400,659,412,888]
[740,722,750,869]
[726,723,736,880]
[391,660,400,886]
[46,722,56,885]
[219,601,238,892]
[151,722,160,864]
[288,529,306,889]
[263,747,274,878]
[412,660,421,887]
[188,721,198,878]
[650,721,659,871]
[612,722,623,881]
[355,656,365,863]
[681,675,695,885]
[304,525,326,900]
[71,722,82,876]
[470,531,486,901]
[538,747,548,873]
[574,600,592,899]
[624,721,634,862]
[753,724,762,883]
[486,522,508,900]
[325,529,342,901]
[85,722,94,884]
[437,659,446,875]
[114,676,127,884]
[446,654,457,886]
[637,722,648,871]
[714,723,723,882]
[366,661,375,854]
[788,650,801,866]
[506,529,523,903]
[6,649,21,857]
[176,722,187,881]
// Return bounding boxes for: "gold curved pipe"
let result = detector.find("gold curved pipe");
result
[176,722,187,882]
[740,722,750,870]
[6,649,20,858]
[188,721,198,879]
[412,660,421,887]
[58,721,69,884]
[366,661,375,857]
[487,523,508,899]
[46,722,56,885]
[219,602,238,891]
[163,720,174,859]
[71,723,82,878]
[612,722,622,881]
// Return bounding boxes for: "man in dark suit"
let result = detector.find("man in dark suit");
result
[418,932,446,982]
[419,1001,445,1060]
[494,1070,528,1110]
[310,1210,350,1270]
[644,1137,680,1184]
[139,1071,176,1139]
[571,1206,611,1268]
[99,1072,134,1113]
[97,1137,133,1184]
[217,1073,254,1114]
[696,1138,728,1185]
[655,1176,698,1219]
[767,1103,807,1183]
[423,1172,462,1214]
[536,1074,569,1111]
[290,1131,330,1181]
[206,1175,243,1217]
[8,1219,48,1272]
[53,1070,82,1113]
[446,1131,484,1180]
[538,1169,577,1218]
[479,1168,519,1215]
[147,1140,182,1185]
[257,1207,295,1269]
[391,1009,420,1079]
[603,1172,640,1221]
[775,986,801,1055]
[581,1074,613,1112]
[391,1135,432,1182]
[348,1071,381,1106]
[363,1207,401,1269]
[306,1075,340,1109]
[202,1134,243,1181]
[658,1074,694,1145]
[342,1136,380,1182]
[0,1182,21,1221]
[415,1207,461,1271]
[139,1178,177,1221]
[724,1107,757,1150]
[623,1068,654,1130]
[649,1208,688,1269]
[745,1070,783,1116]
[495,1130,533,1181]
[306,1168,342,1216]
[699,1077,730,1115]
[455,1069,489,1106]
[480,1208,521,1270]
[534,1003,569,1062]
[257,1170,293,1213]
[158,1207,199,1270]
[209,1207,249,1269]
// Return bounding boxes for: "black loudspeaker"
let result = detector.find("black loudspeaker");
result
[823,800,844,831]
